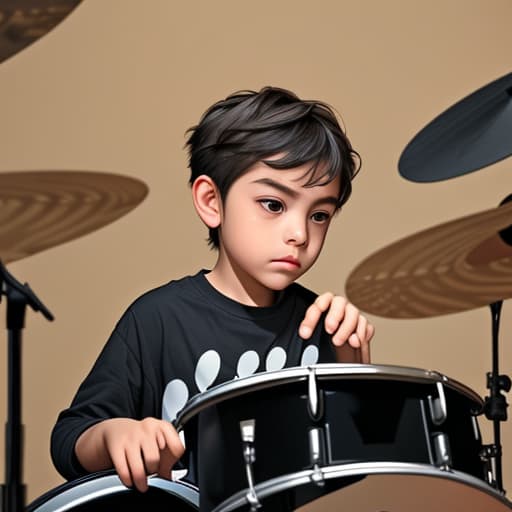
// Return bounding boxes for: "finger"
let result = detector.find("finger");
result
[161,423,186,460]
[110,448,133,489]
[366,323,375,343]
[348,332,361,349]
[331,303,359,346]
[314,292,335,311]
[360,340,370,363]
[141,438,161,476]
[355,315,367,345]
[156,430,166,451]
[352,320,372,363]
[158,448,176,481]
[157,425,186,481]
[346,315,368,349]
[324,296,348,334]
[125,445,149,492]
[299,293,333,339]
[360,323,374,363]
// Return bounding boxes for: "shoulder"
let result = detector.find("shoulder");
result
[129,271,204,311]
[113,271,206,334]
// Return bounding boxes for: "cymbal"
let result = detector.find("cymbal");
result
[0,0,82,64]
[398,72,512,182]
[345,200,512,318]
[0,171,148,264]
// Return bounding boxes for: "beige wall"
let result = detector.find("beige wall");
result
[0,0,511,504]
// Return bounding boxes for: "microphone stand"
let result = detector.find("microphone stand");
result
[483,300,511,494]
[0,261,53,512]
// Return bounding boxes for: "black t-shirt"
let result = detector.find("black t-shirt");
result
[51,270,335,481]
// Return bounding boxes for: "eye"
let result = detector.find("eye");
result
[311,211,331,223]
[259,199,284,213]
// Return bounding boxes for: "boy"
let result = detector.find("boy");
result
[51,86,374,494]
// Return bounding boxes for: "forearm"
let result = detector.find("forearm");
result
[75,420,115,472]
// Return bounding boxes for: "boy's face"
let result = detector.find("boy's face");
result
[213,160,340,305]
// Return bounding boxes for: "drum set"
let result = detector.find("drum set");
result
[24,365,512,512]
[1,6,511,510]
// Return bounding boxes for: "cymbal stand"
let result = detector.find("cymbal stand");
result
[482,300,511,495]
[0,261,53,512]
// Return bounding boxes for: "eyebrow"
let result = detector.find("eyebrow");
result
[252,178,339,207]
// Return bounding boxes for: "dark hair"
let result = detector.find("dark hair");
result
[186,86,360,248]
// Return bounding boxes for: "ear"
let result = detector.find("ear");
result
[191,175,222,229]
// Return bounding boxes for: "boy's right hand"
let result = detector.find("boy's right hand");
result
[75,417,185,492]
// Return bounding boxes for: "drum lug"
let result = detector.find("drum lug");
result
[431,431,452,470]
[471,415,482,442]
[311,464,325,486]
[428,382,447,425]
[308,428,326,486]
[307,367,324,421]
[239,419,261,511]
[480,444,501,489]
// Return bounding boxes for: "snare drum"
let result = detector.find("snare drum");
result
[27,470,199,512]
[175,364,487,512]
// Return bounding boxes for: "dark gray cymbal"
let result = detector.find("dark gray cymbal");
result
[398,72,512,182]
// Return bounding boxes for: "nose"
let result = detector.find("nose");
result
[284,216,308,246]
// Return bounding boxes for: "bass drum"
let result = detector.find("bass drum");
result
[214,462,512,512]
[27,470,199,512]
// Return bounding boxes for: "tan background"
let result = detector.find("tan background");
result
[0,0,511,504]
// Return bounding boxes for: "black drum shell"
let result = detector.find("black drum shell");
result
[177,364,484,512]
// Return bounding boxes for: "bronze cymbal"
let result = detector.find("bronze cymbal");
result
[398,71,512,182]
[0,170,148,264]
[0,0,82,64]
[345,200,512,318]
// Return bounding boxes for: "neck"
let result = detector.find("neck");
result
[206,254,276,307]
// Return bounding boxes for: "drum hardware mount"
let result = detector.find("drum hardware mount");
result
[307,366,324,421]
[480,444,502,490]
[426,382,453,470]
[0,261,54,512]
[308,428,326,486]
[428,382,448,425]
[239,419,261,511]
[431,432,452,471]
[481,300,511,495]
[306,367,327,486]
[237,369,333,510]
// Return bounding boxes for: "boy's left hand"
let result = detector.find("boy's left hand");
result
[299,292,374,364]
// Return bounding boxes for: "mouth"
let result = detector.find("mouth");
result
[272,256,301,268]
